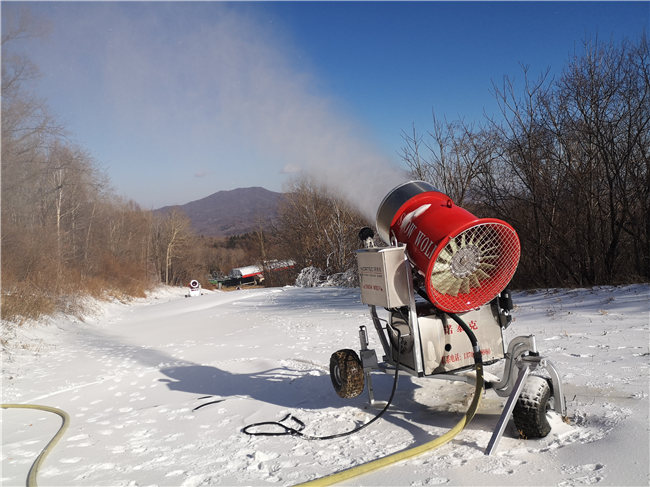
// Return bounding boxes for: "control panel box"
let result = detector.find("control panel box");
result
[356,247,410,309]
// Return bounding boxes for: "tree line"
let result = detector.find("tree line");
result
[1,16,211,321]
[402,36,649,288]
[2,22,647,322]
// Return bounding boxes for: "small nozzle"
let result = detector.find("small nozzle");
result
[359,227,374,241]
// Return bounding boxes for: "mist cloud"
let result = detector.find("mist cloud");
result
[104,6,406,221]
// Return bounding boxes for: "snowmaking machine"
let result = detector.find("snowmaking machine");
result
[329,180,567,454]
[186,279,202,297]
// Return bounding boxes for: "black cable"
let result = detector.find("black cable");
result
[447,312,484,366]
[415,286,483,366]
[242,304,483,440]
[241,413,306,436]
[192,399,225,412]
[242,328,403,440]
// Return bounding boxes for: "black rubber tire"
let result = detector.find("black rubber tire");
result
[513,375,553,438]
[329,349,364,399]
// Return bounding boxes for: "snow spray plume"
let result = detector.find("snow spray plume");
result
[105,6,407,222]
[205,10,407,222]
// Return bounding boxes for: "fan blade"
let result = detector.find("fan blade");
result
[431,272,456,293]
[432,261,449,274]
[446,278,463,296]
[480,254,500,261]
[475,268,491,280]
[469,273,481,288]
[479,245,499,254]
[459,278,470,294]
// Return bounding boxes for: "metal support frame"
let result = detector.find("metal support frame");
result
[369,306,391,360]
[359,325,381,405]
[360,324,568,454]
[404,260,425,375]
[489,335,567,417]
[490,335,538,398]
[485,364,531,455]
[544,358,567,417]
[484,340,568,455]
[356,243,568,454]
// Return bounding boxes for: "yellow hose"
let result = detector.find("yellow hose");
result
[297,363,484,487]
[1,403,70,487]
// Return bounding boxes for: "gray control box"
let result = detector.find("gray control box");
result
[356,246,410,308]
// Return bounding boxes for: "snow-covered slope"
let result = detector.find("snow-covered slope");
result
[2,284,648,486]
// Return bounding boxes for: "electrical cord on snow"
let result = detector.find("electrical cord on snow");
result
[242,328,403,440]
[1,403,70,487]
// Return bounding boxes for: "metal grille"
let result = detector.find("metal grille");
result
[428,222,520,313]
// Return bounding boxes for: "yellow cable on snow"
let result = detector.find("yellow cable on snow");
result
[1,403,70,487]
[296,363,484,487]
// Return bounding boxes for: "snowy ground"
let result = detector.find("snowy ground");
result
[2,284,649,486]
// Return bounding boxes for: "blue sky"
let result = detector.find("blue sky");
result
[2,1,647,216]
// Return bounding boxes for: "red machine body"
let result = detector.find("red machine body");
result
[377,182,520,313]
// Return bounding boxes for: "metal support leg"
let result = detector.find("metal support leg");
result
[544,359,567,418]
[485,364,531,455]
[369,306,391,359]
[359,325,383,406]
[364,369,376,404]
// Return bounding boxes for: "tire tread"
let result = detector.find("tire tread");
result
[513,375,552,438]
[330,349,364,399]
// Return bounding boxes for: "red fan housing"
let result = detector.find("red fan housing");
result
[376,181,520,313]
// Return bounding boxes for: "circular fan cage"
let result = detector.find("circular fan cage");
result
[427,222,520,313]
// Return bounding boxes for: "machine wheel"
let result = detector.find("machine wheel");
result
[513,375,553,438]
[330,349,364,399]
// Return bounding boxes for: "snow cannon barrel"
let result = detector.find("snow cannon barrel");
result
[376,181,520,313]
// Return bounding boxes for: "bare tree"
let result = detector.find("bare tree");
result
[150,210,195,285]
[1,10,160,319]
[480,37,649,286]
[401,36,649,288]
[275,177,368,275]
[401,113,492,208]
[400,123,431,182]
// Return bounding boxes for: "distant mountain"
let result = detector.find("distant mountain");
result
[155,187,283,237]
